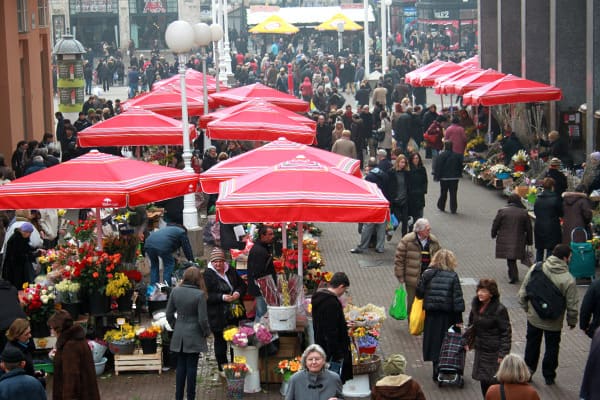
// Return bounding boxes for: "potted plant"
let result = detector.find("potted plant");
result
[55,279,81,319]
[105,272,133,311]
[22,282,56,338]
[223,361,250,399]
[104,321,136,355]
[137,325,161,354]
[489,164,512,180]
[511,149,529,171]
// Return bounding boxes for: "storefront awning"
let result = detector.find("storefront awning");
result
[247,5,375,27]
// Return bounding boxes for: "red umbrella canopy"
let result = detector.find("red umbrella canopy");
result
[121,85,214,118]
[206,101,316,144]
[0,150,199,210]
[458,55,479,68]
[216,157,389,224]
[434,67,482,95]
[413,62,466,87]
[209,83,309,112]
[404,59,446,85]
[77,108,195,147]
[449,68,506,96]
[200,99,316,129]
[152,68,223,93]
[462,74,563,106]
[200,138,361,193]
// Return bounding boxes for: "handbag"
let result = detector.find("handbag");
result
[372,129,385,142]
[520,246,533,267]
[389,284,408,320]
[409,297,426,336]
[462,324,476,348]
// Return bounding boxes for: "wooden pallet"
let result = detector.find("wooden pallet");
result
[114,348,162,375]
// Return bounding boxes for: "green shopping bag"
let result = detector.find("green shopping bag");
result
[389,284,408,320]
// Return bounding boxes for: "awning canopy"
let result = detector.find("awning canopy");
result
[247,5,375,27]
[249,15,299,34]
[316,13,362,31]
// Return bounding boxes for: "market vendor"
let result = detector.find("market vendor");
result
[144,224,195,286]
[247,225,276,321]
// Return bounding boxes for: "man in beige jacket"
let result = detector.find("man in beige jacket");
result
[394,218,441,315]
[331,130,357,160]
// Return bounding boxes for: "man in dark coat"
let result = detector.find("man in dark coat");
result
[581,326,600,400]
[315,114,332,151]
[311,272,353,383]
[2,223,35,290]
[546,157,568,198]
[421,104,438,159]
[491,194,533,283]
[144,224,195,286]
[580,278,600,338]
[0,280,26,353]
[433,141,463,214]
[393,106,413,152]
[0,347,46,400]
[247,225,275,321]
[533,178,563,262]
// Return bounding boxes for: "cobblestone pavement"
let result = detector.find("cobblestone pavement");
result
[49,85,590,399]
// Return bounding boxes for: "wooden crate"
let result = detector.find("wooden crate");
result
[114,348,162,375]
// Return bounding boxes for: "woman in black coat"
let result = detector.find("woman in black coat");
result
[2,223,36,289]
[386,154,410,235]
[533,177,563,262]
[465,279,511,397]
[416,249,465,379]
[203,247,247,372]
[407,151,428,229]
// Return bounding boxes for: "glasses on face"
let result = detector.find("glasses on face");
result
[306,357,323,363]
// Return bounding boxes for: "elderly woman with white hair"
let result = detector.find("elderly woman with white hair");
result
[484,354,539,400]
[285,344,343,400]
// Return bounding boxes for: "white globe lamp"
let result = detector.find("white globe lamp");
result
[165,21,195,54]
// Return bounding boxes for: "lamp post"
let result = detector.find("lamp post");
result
[164,20,199,230]
[210,24,224,92]
[193,22,214,150]
[363,0,370,77]
[336,21,344,54]
[381,0,390,74]
[387,0,392,38]
[218,0,233,86]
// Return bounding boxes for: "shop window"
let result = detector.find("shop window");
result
[38,0,49,27]
[18,0,28,33]
[129,0,178,49]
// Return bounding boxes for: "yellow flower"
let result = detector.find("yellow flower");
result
[22,282,29,290]
[234,355,247,364]
[223,327,239,342]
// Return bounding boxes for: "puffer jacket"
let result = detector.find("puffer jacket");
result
[518,255,579,331]
[394,232,441,288]
[416,267,465,313]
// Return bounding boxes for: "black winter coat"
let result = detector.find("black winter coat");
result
[433,150,462,181]
[580,278,600,337]
[246,241,275,297]
[311,288,353,383]
[467,297,511,381]
[533,190,563,251]
[0,279,26,331]
[407,166,428,215]
[546,169,568,198]
[417,268,465,314]
[2,231,35,290]
[204,266,247,332]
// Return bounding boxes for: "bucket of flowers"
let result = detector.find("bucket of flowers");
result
[55,279,81,319]
[490,164,512,180]
[104,321,136,355]
[223,358,250,400]
[274,356,301,395]
[22,282,56,338]
[105,272,133,311]
[223,323,273,348]
[137,324,161,354]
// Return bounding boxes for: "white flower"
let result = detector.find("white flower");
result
[41,289,47,295]
[65,266,71,272]
[41,295,49,304]
[47,285,54,291]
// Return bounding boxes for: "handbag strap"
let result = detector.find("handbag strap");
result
[500,383,506,400]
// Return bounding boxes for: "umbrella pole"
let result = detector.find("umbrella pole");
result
[297,222,303,278]
[282,224,287,251]
[487,108,492,144]
[95,208,103,251]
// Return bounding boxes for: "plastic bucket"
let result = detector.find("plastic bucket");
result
[267,306,296,331]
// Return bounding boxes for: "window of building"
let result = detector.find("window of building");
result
[38,0,49,27]
[18,0,28,33]
[128,0,178,49]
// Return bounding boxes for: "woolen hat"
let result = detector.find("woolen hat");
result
[210,247,226,263]
[19,222,34,233]
[1,347,25,363]
[590,152,600,162]
[383,354,407,375]
[550,157,561,167]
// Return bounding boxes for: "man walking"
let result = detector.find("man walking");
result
[247,225,276,321]
[394,218,441,315]
[433,140,463,214]
[518,244,579,385]
[311,272,353,383]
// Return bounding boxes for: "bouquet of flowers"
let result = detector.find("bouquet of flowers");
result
[512,149,529,164]
[137,325,161,340]
[345,304,385,355]
[37,250,58,275]
[105,272,133,298]
[489,164,512,175]
[274,356,301,381]
[223,323,273,347]
[304,269,332,292]
[68,219,97,243]
[103,232,140,264]
[55,279,80,303]
[22,282,56,325]
[69,243,122,295]
[352,325,380,353]
[223,362,250,380]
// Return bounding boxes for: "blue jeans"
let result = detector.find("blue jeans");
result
[176,352,200,400]
[146,247,175,286]
[255,296,268,322]
[85,79,92,94]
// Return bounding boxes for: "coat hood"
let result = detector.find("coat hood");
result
[375,374,412,387]
[56,324,86,350]
[543,255,569,275]
[562,191,588,206]
[311,288,338,309]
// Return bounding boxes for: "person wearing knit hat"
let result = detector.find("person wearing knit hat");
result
[0,345,47,400]
[545,157,568,197]
[204,246,247,375]
[550,157,561,168]
[372,354,426,400]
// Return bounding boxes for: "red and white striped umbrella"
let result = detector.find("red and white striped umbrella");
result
[122,85,214,118]
[209,83,309,112]
[463,74,562,106]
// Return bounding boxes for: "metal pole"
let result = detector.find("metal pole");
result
[178,53,199,229]
[223,0,232,79]
[214,42,220,92]
[381,0,387,73]
[364,0,370,77]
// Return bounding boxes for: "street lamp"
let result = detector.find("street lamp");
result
[381,0,392,74]
[193,22,214,150]
[363,0,370,77]
[209,23,224,92]
[165,20,199,229]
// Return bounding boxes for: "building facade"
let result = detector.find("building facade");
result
[0,0,55,159]
[479,0,599,159]
[414,0,477,51]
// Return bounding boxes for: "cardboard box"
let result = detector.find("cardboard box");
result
[259,335,302,383]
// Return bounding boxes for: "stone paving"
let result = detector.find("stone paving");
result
[47,85,592,399]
